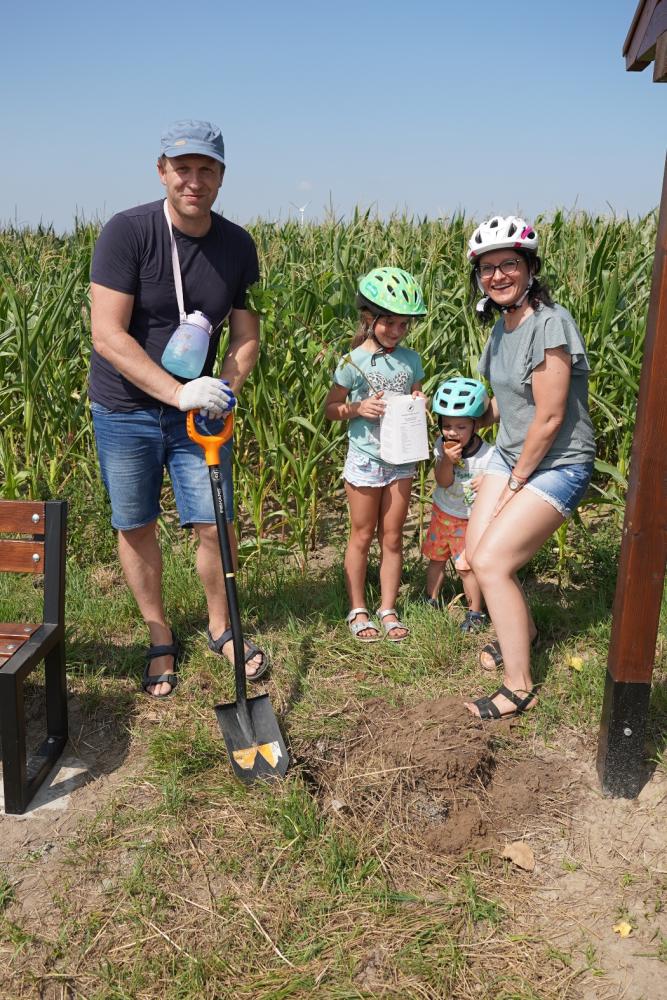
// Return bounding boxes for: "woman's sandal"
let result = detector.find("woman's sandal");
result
[346,608,381,642]
[141,633,182,698]
[479,632,540,672]
[376,608,410,642]
[468,684,539,721]
[207,627,270,683]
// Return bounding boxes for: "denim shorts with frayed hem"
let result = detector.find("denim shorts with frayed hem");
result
[342,446,416,488]
[91,403,234,530]
[485,449,593,518]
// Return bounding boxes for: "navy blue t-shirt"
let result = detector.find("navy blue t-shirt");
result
[89,200,260,410]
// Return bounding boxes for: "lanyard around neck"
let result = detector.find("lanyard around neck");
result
[163,199,187,323]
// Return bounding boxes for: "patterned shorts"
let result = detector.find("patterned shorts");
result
[422,505,468,563]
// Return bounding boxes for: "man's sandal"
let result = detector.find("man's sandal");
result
[346,608,381,642]
[376,608,409,642]
[141,633,182,698]
[468,684,539,721]
[207,627,270,683]
[479,632,539,672]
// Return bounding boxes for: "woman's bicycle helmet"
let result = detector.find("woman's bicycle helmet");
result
[357,267,427,317]
[467,216,538,261]
[432,377,489,419]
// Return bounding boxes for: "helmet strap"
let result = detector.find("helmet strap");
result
[476,266,535,315]
[500,276,534,314]
[368,315,396,364]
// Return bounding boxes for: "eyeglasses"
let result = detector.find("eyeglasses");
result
[477,258,522,280]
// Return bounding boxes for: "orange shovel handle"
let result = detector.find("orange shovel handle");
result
[186,411,234,466]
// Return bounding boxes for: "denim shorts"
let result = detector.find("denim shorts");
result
[486,449,593,518]
[91,403,234,530]
[342,446,416,487]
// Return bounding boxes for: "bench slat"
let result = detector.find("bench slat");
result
[0,623,39,638]
[0,637,29,657]
[0,539,46,573]
[0,502,46,534]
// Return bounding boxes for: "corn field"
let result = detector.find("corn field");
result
[0,210,656,564]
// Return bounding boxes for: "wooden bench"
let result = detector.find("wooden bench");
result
[0,500,68,814]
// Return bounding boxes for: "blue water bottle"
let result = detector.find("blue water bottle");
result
[161,310,213,379]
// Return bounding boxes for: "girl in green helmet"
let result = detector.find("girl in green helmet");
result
[325,267,428,643]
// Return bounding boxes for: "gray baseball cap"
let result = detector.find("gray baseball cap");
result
[160,120,225,165]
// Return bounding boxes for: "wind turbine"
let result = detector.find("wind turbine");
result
[290,201,310,227]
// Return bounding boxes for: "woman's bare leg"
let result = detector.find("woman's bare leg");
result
[465,486,563,716]
[466,476,538,666]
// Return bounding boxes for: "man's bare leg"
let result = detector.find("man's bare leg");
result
[118,521,175,697]
[193,522,264,676]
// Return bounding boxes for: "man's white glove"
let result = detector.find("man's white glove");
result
[176,377,236,418]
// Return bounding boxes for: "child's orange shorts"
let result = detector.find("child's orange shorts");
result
[422,505,468,562]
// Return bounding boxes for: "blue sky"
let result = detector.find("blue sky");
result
[1,0,663,232]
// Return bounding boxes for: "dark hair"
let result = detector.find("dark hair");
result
[469,249,554,325]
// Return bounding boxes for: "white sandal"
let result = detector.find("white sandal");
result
[376,608,409,642]
[346,608,381,642]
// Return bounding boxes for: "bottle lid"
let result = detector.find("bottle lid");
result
[186,310,213,335]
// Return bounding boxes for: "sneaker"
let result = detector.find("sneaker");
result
[422,594,439,609]
[460,610,488,634]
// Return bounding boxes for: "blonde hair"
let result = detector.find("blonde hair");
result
[350,310,377,349]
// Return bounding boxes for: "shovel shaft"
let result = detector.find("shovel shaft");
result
[188,409,289,783]
[207,465,252,724]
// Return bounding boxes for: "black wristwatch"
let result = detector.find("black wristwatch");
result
[508,475,525,493]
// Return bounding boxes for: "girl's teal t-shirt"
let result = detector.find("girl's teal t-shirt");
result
[333,345,425,464]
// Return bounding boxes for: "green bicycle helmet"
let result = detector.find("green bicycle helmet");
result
[432,377,489,419]
[357,267,427,317]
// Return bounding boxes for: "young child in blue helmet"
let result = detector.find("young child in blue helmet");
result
[422,377,495,631]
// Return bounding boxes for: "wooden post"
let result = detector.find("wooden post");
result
[596,155,667,796]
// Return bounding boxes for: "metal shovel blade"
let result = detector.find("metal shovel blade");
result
[214,694,289,783]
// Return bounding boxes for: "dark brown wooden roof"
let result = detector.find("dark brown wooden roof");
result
[623,0,667,80]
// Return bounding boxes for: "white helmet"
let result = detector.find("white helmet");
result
[467,216,538,261]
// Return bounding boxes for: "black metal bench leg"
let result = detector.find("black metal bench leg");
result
[0,674,28,814]
[45,640,68,746]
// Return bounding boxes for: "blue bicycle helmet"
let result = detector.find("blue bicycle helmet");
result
[432,377,489,419]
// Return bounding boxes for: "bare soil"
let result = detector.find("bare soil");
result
[312,697,566,856]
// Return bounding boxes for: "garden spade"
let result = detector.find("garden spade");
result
[187,411,289,783]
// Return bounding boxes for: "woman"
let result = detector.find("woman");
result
[462,216,595,720]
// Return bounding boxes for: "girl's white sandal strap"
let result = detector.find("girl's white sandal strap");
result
[376,608,409,640]
[346,608,381,641]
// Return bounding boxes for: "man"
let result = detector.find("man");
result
[90,119,266,697]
